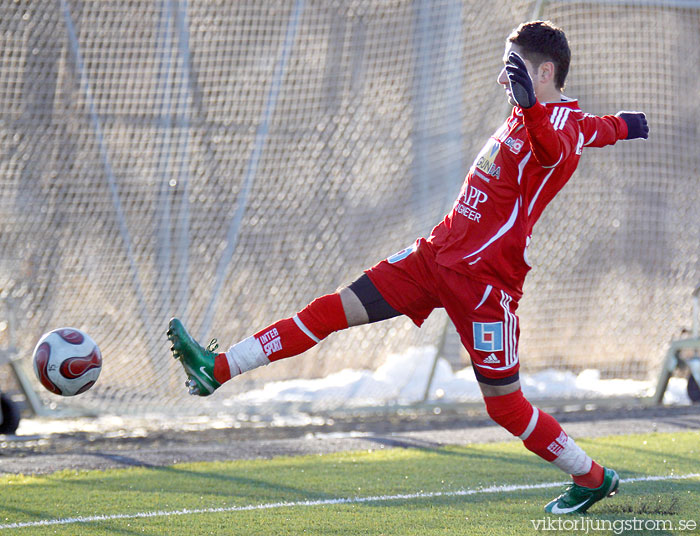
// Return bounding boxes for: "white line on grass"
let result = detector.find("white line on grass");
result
[1,473,698,530]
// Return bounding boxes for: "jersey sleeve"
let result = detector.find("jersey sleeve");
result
[579,113,628,148]
[520,101,578,168]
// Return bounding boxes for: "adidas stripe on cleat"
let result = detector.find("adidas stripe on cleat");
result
[167,317,221,396]
[544,467,619,514]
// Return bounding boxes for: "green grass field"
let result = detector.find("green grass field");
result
[1,431,698,535]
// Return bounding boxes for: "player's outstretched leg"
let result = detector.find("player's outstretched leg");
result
[167,318,221,396]
[544,467,619,514]
[167,292,352,396]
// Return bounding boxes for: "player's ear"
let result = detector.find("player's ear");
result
[538,61,556,85]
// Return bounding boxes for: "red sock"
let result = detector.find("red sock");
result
[484,390,567,461]
[573,461,604,488]
[484,389,534,436]
[521,410,569,462]
[213,293,348,382]
[484,390,603,484]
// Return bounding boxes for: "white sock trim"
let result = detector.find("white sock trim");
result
[225,336,270,375]
[519,407,539,441]
[551,437,593,476]
[293,314,320,343]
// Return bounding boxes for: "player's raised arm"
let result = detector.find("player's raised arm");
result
[580,111,649,148]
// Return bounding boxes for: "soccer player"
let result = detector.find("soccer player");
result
[168,21,649,514]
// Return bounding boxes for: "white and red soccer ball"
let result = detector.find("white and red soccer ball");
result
[32,328,102,396]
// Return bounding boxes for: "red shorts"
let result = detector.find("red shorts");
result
[365,238,520,382]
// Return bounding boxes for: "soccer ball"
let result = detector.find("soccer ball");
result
[32,328,102,396]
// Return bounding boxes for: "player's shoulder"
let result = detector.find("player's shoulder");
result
[544,97,583,131]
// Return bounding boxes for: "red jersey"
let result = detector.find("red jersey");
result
[428,99,628,299]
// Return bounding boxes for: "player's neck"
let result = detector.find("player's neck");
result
[537,89,566,104]
[536,86,563,104]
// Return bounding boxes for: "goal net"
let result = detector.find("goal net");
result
[0,0,698,415]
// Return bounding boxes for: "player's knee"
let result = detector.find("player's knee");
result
[483,389,535,437]
[337,287,369,326]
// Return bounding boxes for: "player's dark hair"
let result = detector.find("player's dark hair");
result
[507,21,570,90]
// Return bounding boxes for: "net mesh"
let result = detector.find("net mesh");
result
[0,0,698,413]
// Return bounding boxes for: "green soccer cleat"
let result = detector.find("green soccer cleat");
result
[544,467,619,515]
[167,317,221,396]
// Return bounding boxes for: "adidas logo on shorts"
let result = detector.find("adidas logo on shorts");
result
[483,353,500,364]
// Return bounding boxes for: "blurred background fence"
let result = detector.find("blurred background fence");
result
[0,0,698,415]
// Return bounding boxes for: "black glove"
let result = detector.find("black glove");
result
[616,111,649,140]
[505,52,536,109]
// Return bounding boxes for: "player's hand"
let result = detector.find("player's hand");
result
[505,52,536,109]
[615,111,649,140]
